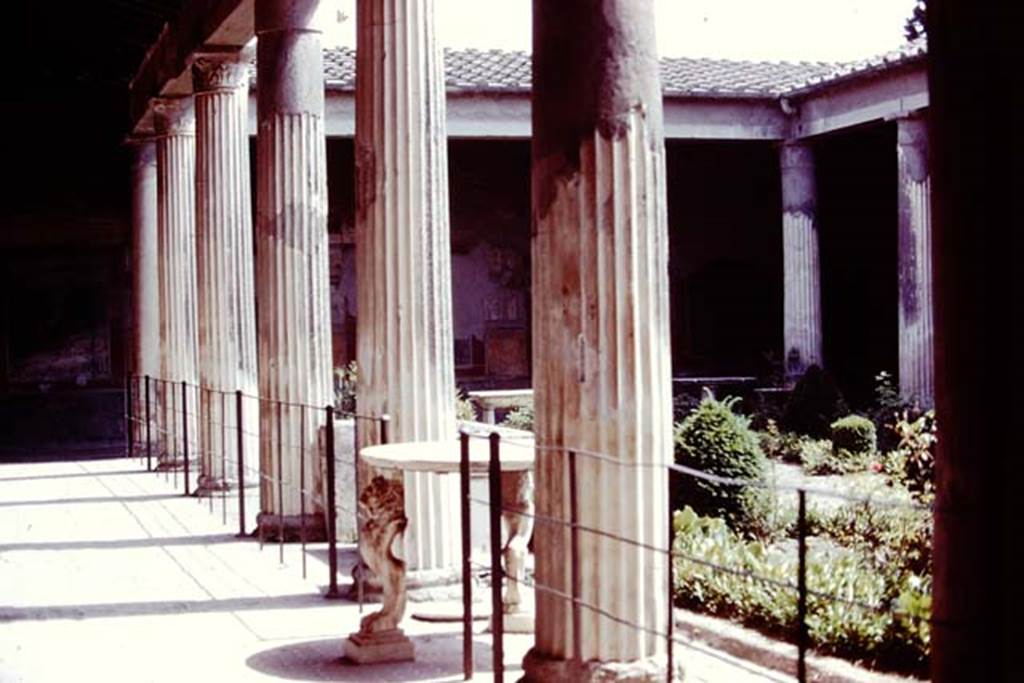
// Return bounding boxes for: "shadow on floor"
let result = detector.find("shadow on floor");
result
[0,532,243,553]
[0,492,184,508]
[245,634,504,682]
[0,592,345,622]
[0,467,145,483]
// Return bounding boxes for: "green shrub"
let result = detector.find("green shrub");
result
[869,371,916,452]
[758,420,805,464]
[831,415,877,456]
[673,392,767,533]
[882,409,936,504]
[782,365,849,438]
[673,504,930,673]
[501,404,534,431]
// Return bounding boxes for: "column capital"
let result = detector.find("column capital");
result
[192,52,252,93]
[152,97,195,136]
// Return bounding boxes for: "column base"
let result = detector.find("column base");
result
[194,476,232,496]
[155,458,185,471]
[521,648,681,683]
[255,512,327,542]
[343,629,415,664]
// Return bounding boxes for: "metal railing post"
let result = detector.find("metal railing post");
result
[126,373,134,460]
[797,488,808,683]
[145,375,152,472]
[324,404,340,599]
[380,414,391,445]
[460,431,473,680]
[236,389,246,537]
[488,432,504,683]
[182,380,190,496]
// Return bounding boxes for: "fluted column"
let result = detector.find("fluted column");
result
[524,2,674,680]
[896,114,934,407]
[355,0,459,573]
[154,98,200,467]
[255,0,332,537]
[193,52,260,492]
[129,138,160,449]
[780,140,824,380]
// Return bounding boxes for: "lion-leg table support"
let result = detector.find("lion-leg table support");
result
[346,438,535,664]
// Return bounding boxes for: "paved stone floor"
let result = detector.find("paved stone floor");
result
[0,457,789,682]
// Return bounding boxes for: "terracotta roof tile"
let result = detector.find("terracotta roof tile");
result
[253,40,927,100]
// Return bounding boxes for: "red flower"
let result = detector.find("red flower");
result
[870,462,883,473]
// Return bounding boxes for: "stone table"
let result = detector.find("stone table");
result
[344,437,535,664]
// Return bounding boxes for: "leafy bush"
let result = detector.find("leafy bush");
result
[501,404,534,431]
[334,361,358,413]
[673,392,767,533]
[798,438,844,475]
[782,365,848,438]
[759,420,806,464]
[831,415,877,456]
[882,409,936,504]
[869,371,916,452]
[673,505,930,673]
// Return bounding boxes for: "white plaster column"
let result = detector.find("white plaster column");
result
[780,140,824,380]
[193,52,260,492]
[130,138,160,449]
[255,0,333,536]
[896,114,934,407]
[355,0,459,573]
[524,2,675,679]
[153,97,200,466]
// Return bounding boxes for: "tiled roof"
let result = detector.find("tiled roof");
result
[281,40,927,100]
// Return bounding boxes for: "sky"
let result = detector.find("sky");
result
[317,0,918,63]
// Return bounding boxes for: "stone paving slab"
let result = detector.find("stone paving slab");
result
[1,457,791,682]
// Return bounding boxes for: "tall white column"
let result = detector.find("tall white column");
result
[780,141,824,380]
[524,2,675,679]
[896,114,934,407]
[255,0,333,537]
[193,52,260,492]
[153,97,200,466]
[355,0,459,573]
[130,138,160,449]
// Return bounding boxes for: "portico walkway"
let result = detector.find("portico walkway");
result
[0,457,791,682]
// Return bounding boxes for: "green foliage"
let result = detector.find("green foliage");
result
[673,504,930,673]
[869,371,917,453]
[782,365,849,438]
[673,392,767,533]
[831,415,877,456]
[798,438,845,475]
[501,404,534,431]
[333,361,358,413]
[759,420,807,465]
[455,388,476,422]
[819,415,877,473]
[882,409,937,504]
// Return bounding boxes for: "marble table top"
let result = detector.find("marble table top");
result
[360,436,535,474]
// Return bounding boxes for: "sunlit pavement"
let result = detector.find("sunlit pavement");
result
[0,457,787,682]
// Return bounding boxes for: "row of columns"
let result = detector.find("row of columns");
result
[780,114,934,405]
[127,0,929,678]
[128,0,458,563]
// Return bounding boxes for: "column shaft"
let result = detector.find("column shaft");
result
[355,0,459,572]
[193,54,260,491]
[130,139,160,447]
[526,2,673,679]
[896,115,934,407]
[780,141,823,380]
[255,0,332,533]
[154,98,200,465]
